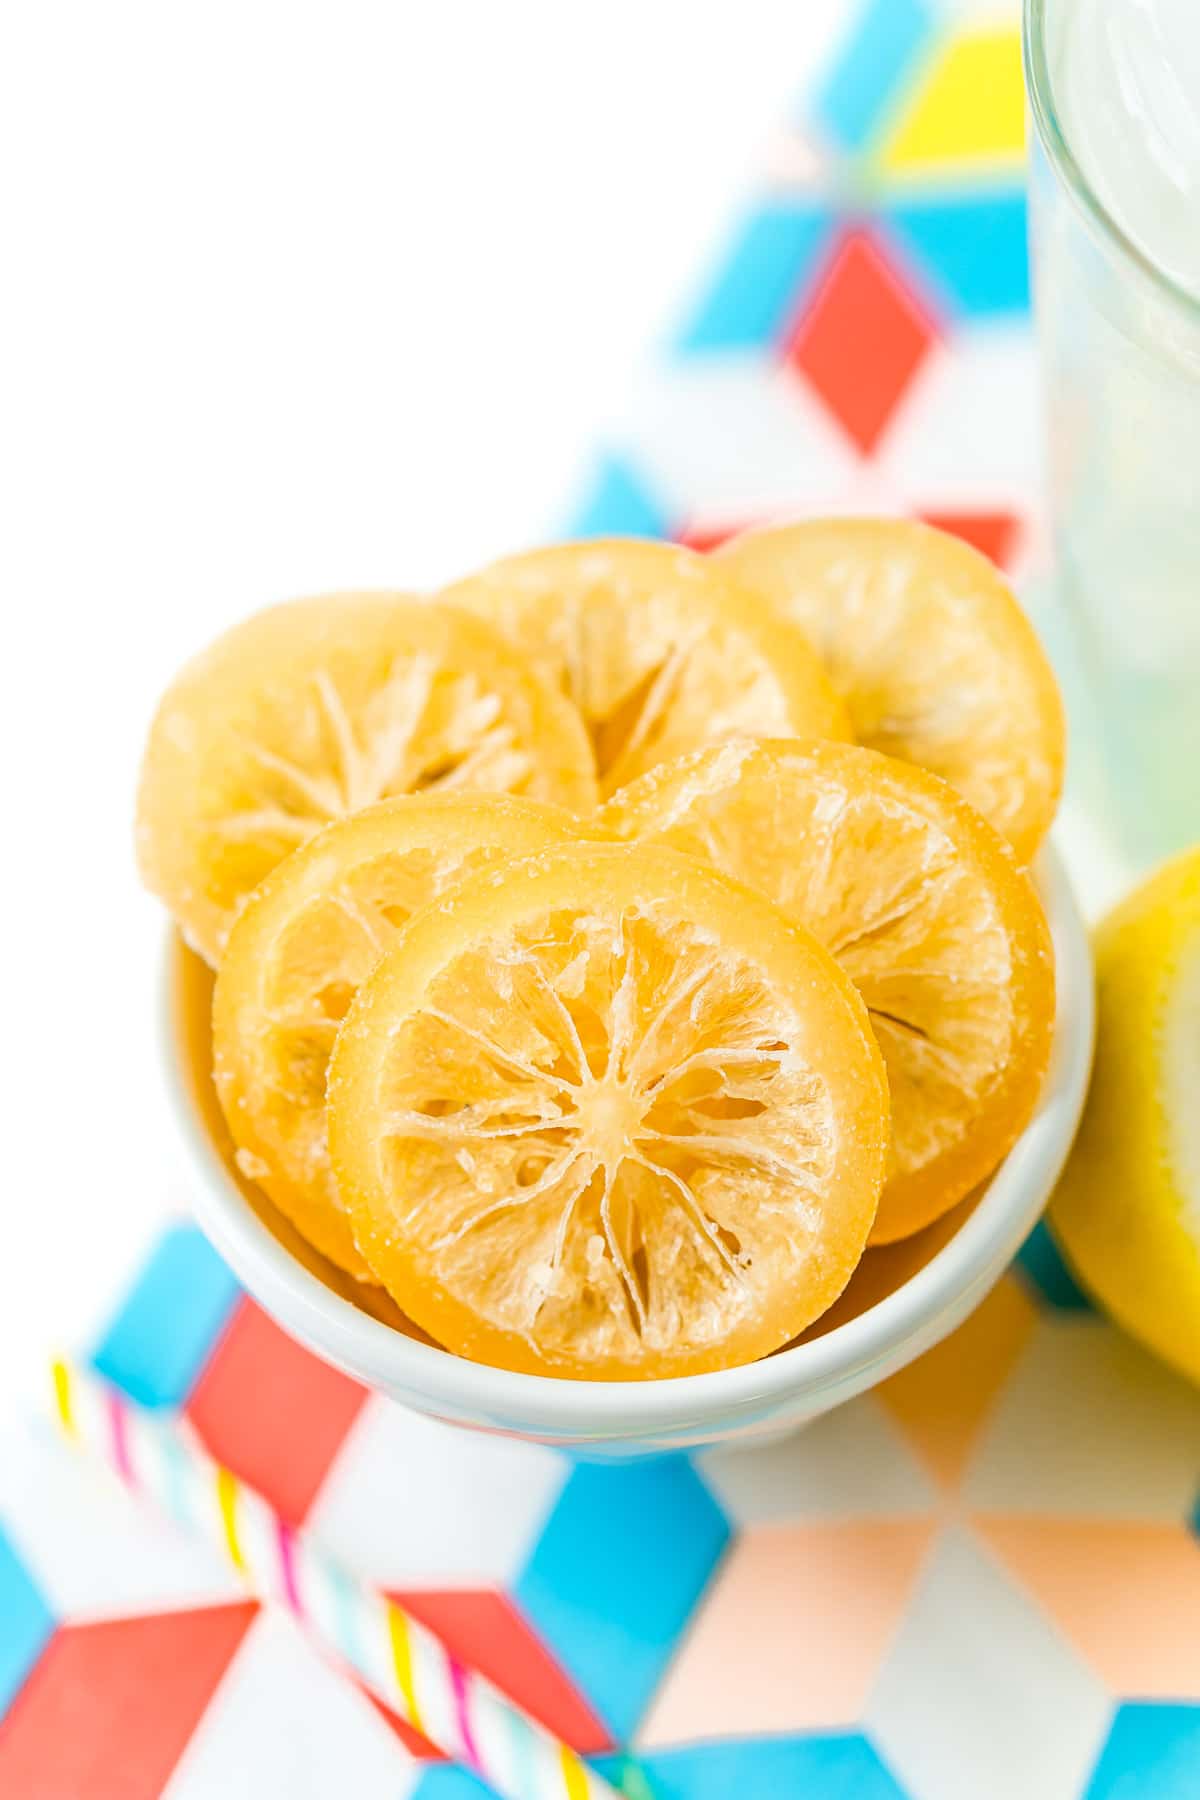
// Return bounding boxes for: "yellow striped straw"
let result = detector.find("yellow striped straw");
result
[48,1357,634,1800]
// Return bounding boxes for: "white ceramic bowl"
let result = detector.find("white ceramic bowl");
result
[164,842,1094,1458]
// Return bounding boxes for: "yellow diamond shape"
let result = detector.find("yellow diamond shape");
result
[879,27,1025,174]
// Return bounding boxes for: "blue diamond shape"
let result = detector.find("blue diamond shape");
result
[674,203,832,353]
[882,191,1030,320]
[1015,1220,1093,1312]
[812,0,936,155]
[411,1770,493,1800]
[90,1221,243,1408]
[565,454,671,540]
[1086,1703,1200,1799]
[413,1755,658,1800]
[0,1523,55,1719]
[513,1456,729,1741]
[596,1732,909,1800]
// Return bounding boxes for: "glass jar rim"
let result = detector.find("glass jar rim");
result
[1024,0,1200,322]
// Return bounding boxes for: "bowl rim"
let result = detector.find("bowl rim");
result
[163,839,1094,1435]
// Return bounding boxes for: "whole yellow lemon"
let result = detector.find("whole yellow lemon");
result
[1052,846,1200,1384]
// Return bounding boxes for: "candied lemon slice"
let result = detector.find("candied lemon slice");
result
[438,539,850,799]
[137,594,597,965]
[718,519,1065,861]
[603,740,1055,1243]
[212,794,597,1280]
[328,843,888,1377]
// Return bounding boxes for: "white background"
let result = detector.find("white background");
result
[0,0,850,1407]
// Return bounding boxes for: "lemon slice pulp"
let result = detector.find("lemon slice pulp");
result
[439,539,850,799]
[718,518,1065,861]
[328,843,889,1377]
[137,594,597,964]
[212,793,597,1278]
[604,739,1055,1242]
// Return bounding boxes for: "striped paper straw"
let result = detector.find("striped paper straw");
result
[51,1358,627,1800]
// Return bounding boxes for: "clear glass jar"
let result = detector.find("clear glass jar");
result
[1025,0,1200,867]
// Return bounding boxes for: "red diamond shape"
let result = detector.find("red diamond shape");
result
[919,508,1021,570]
[185,1299,368,1526]
[398,1590,612,1752]
[0,1605,257,1799]
[674,520,758,554]
[785,228,937,455]
[364,1588,612,1760]
[362,1691,447,1761]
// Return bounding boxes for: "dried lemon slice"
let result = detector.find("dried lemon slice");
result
[604,740,1055,1243]
[212,793,597,1280]
[438,539,850,799]
[718,519,1065,861]
[328,842,888,1378]
[137,595,597,965]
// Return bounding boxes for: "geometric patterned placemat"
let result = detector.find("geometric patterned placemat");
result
[3,4,1198,1795]
[2,1223,1198,1798]
[566,0,1042,568]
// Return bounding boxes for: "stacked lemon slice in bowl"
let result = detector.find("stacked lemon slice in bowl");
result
[139,522,1064,1381]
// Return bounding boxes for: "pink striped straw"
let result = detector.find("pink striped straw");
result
[51,1358,629,1800]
